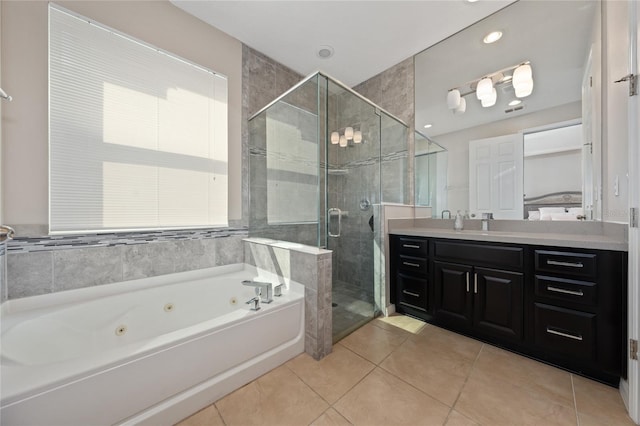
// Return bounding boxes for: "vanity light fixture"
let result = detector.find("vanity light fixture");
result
[447,61,533,114]
[483,31,503,44]
[476,77,493,101]
[454,97,466,114]
[332,126,363,148]
[513,63,534,98]
[481,88,497,107]
[330,131,340,144]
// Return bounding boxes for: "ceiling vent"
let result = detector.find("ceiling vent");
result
[505,104,525,114]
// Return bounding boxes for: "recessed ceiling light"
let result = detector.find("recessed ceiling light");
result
[466,0,480,3]
[316,45,334,59]
[424,124,433,129]
[483,31,503,44]
[508,99,522,106]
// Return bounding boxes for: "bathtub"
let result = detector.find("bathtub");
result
[0,263,305,425]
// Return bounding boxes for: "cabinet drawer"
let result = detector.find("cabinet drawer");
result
[535,275,597,307]
[398,254,428,275]
[534,303,596,362]
[397,273,427,311]
[535,250,596,279]
[434,240,523,270]
[396,237,428,257]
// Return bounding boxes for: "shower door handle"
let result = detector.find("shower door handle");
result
[328,208,342,237]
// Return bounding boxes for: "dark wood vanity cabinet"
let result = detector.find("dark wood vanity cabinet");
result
[391,236,430,318]
[390,234,627,386]
[432,240,525,343]
[529,247,627,384]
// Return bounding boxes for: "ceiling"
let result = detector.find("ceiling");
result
[415,0,597,137]
[170,0,515,88]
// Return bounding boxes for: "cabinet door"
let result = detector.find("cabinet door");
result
[434,261,473,330]
[473,267,524,341]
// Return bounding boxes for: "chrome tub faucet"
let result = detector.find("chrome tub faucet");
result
[242,280,274,304]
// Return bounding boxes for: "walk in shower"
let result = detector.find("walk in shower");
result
[248,73,408,342]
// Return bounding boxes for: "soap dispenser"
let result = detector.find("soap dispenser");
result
[454,210,464,231]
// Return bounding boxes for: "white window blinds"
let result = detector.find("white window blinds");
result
[49,5,228,234]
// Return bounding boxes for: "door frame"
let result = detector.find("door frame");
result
[625,0,639,422]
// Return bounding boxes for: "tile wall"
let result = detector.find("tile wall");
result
[3,229,247,300]
[244,238,333,360]
[242,45,308,245]
[352,57,415,206]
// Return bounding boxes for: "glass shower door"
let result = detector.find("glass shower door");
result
[326,81,382,342]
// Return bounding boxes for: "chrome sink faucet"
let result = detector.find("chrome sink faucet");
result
[481,212,494,231]
[242,280,274,304]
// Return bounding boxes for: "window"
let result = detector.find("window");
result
[49,4,228,234]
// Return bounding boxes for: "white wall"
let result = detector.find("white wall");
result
[0,1,243,229]
[602,0,630,223]
[524,150,582,199]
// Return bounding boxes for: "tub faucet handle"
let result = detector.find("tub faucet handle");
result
[274,284,283,297]
[246,296,260,311]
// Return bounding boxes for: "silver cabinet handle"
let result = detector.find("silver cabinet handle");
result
[402,289,420,298]
[546,327,583,341]
[547,260,584,268]
[403,244,420,249]
[328,208,342,237]
[547,286,584,297]
[474,273,478,294]
[402,261,421,268]
[466,272,470,293]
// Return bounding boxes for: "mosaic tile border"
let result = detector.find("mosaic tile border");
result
[7,227,249,253]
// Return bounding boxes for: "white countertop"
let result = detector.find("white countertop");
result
[389,226,628,252]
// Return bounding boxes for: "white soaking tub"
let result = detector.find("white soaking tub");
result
[0,263,305,425]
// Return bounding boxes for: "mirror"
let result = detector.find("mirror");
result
[414,0,601,220]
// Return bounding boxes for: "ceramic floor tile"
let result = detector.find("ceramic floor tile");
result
[286,343,375,404]
[338,322,408,364]
[444,410,480,426]
[333,367,451,426]
[412,324,483,362]
[310,408,353,425]
[454,369,577,426]
[176,403,224,426]
[472,344,574,407]
[371,314,426,335]
[380,337,473,406]
[577,411,637,426]
[573,374,635,425]
[215,365,328,426]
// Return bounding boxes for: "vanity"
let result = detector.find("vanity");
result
[389,220,628,386]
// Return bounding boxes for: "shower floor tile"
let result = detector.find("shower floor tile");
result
[331,280,375,342]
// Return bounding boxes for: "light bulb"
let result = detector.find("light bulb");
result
[353,130,362,143]
[447,89,461,109]
[339,135,348,147]
[515,79,533,98]
[344,127,354,140]
[330,132,340,145]
[513,64,533,98]
[483,31,503,44]
[481,88,497,107]
[476,77,493,101]
[454,97,466,115]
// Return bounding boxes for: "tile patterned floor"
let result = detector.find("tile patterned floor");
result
[177,315,635,426]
